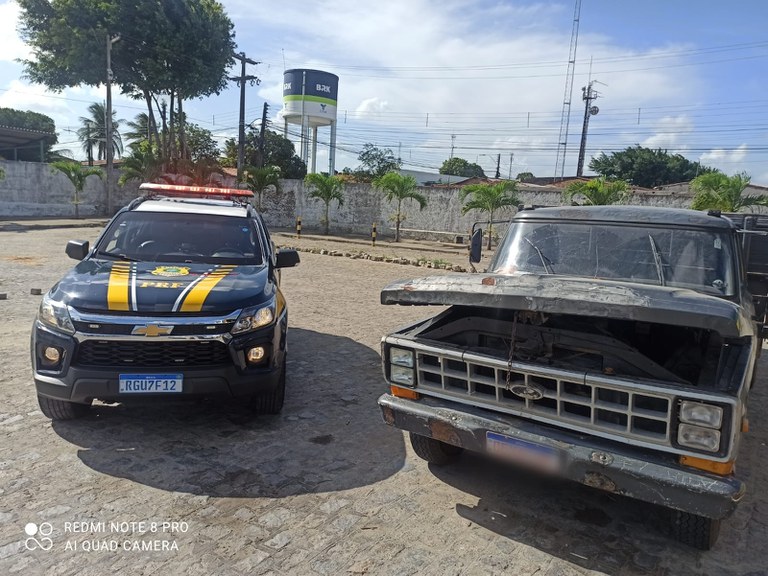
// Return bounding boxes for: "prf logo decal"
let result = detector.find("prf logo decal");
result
[151,266,190,277]
[24,522,53,551]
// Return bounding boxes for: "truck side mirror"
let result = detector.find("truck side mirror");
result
[469,229,483,263]
[276,249,300,269]
[65,240,89,261]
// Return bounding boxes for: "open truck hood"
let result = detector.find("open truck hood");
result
[381,273,753,339]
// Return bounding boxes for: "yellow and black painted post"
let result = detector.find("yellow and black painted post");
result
[372,223,377,247]
[296,216,302,239]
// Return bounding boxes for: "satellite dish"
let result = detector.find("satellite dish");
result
[589,106,599,116]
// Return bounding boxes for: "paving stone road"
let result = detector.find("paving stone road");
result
[0,222,766,576]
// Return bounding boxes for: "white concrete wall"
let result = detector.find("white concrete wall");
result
[1,159,710,239]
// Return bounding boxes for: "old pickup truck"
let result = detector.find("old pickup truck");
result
[378,205,767,549]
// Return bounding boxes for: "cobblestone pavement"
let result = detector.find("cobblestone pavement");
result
[0,223,766,576]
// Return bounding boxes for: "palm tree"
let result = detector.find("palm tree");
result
[372,172,426,242]
[304,173,345,235]
[690,172,765,212]
[124,113,151,148]
[460,181,520,249]
[563,177,629,206]
[78,102,123,163]
[243,165,281,212]
[76,120,98,166]
[51,161,103,218]
[118,142,163,186]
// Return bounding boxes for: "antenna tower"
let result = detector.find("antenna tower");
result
[553,0,582,181]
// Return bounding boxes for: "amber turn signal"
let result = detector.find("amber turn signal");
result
[390,385,419,400]
[680,455,735,476]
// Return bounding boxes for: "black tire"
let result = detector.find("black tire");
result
[669,510,721,550]
[409,432,463,465]
[37,394,90,421]
[251,359,286,415]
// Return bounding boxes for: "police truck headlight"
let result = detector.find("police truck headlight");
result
[678,424,721,452]
[232,303,275,335]
[38,295,75,335]
[679,401,723,428]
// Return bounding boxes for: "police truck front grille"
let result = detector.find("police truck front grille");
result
[75,340,230,367]
[415,349,675,449]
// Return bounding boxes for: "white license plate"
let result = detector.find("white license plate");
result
[119,374,183,394]
[486,431,561,473]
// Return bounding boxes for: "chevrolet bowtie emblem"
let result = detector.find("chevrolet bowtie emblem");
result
[132,324,173,337]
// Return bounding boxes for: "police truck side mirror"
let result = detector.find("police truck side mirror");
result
[66,240,89,261]
[469,229,483,263]
[276,249,300,269]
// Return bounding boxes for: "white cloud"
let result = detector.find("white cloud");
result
[0,1,30,62]
[700,144,752,177]
[641,115,695,152]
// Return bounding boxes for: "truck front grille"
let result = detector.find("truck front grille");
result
[75,340,230,367]
[416,349,674,448]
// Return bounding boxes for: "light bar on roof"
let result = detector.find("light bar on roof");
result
[139,182,253,199]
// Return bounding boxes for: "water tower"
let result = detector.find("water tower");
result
[282,69,339,174]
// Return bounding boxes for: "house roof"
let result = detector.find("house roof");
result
[0,124,55,160]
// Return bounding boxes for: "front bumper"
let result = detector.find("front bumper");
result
[32,320,285,403]
[378,393,746,520]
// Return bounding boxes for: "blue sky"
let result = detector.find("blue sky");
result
[0,0,766,183]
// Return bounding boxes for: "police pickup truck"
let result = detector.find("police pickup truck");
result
[378,206,767,549]
[32,183,299,420]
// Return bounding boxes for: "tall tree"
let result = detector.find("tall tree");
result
[589,146,715,188]
[357,144,400,181]
[690,172,765,212]
[17,0,235,167]
[223,129,306,179]
[563,177,630,206]
[439,157,486,178]
[243,166,281,212]
[373,172,426,242]
[460,182,520,249]
[51,161,103,218]
[77,102,122,164]
[304,173,344,235]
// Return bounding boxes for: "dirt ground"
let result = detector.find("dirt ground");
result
[0,220,766,576]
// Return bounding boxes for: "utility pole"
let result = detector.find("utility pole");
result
[257,102,269,168]
[450,134,456,159]
[576,80,602,178]
[105,33,120,216]
[495,154,501,179]
[508,152,514,180]
[229,52,260,181]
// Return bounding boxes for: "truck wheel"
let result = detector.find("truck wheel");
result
[669,510,721,550]
[409,432,462,465]
[37,395,90,420]
[251,358,286,415]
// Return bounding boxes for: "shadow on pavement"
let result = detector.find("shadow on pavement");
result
[51,328,404,498]
[426,375,768,576]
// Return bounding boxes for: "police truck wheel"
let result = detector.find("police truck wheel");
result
[37,394,90,420]
[252,358,286,415]
[669,510,721,550]
[409,432,462,465]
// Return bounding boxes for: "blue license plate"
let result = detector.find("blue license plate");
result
[486,431,560,473]
[119,374,183,393]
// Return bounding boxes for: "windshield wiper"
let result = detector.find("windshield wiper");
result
[647,234,666,286]
[94,250,139,262]
[524,237,555,274]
